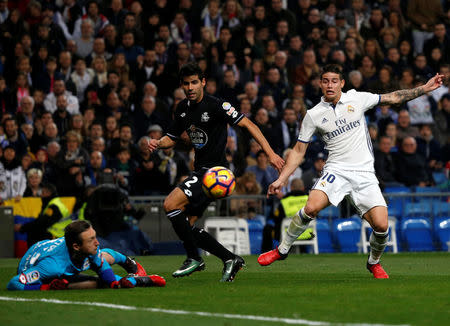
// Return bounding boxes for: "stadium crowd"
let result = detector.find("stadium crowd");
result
[0,0,449,206]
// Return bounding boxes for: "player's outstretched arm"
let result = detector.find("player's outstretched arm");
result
[237,117,285,172]
[148,135,177,153]
[267,141,308,197]
[379,73,444,105]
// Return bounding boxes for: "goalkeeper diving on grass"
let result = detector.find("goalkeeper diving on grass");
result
[258,64,443,278]
[7,220,166,290]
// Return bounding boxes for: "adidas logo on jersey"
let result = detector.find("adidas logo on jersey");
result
[322,118,328,124]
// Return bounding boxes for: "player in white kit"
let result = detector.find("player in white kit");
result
[258,64,444,278]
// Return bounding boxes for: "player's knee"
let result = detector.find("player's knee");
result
[372,221,388,233]
[303,205,319,218]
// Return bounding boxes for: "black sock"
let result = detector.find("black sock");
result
[167,210,200,260]
[192,226,234,262]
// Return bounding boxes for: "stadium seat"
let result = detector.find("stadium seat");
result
[319,205,340,219]
[433,201,450,218]
[432,172,447,185]
[246,219,264,255]
[433,217,450,251]
[332,217,361,253]
[401,218,434,252]
[315,219,335,253]
[384,186,412,220]
[204,217,250,255]
[414,186,441,204]
[281,218,318,254]
[358,219,398,253]
[403,202,432,218]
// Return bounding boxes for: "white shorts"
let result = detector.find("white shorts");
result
[312,168,387,216]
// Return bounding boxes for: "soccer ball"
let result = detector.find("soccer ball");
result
[202,166,236,199]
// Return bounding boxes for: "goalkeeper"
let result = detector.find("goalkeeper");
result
[7,220,165,290]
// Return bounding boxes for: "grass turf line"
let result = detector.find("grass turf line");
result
[0,253,448,326]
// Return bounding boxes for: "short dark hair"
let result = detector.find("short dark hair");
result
[320,64,344,80]
[179,62,204,83]
[65,220,92,249]
[41,182,58,197]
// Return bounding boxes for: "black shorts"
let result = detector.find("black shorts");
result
[177,168,212,218]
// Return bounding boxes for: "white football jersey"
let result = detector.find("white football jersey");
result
[298,90,380,172]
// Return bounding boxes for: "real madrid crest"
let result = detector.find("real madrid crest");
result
[347,105,355,113]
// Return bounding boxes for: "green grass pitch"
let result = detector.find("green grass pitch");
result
[0,253,449,326]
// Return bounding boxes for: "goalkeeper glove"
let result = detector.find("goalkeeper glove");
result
[40,279,69,291]
[110,277,135,289]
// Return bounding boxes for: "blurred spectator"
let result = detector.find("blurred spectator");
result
[394,137,430,187]
[293,49,320,86]
[396,110,420,143]
[245,138,262,167]
[434,94,450,145]
[73,0,109,40]
[108,123,138,160]
[12,72,32,111]
[271,107,299,156]
[133,96,166,140]
[115,31,144,66]
[0,145,26,201]
[23,167,43,197]
[30,147,56,184]
[406,79,436,125]
[412,54,434,80]
[298,7,326,40]
[259,66,289,110]
[84,150,108,187]
[245,150,278,193]
[74,18,95,59]
[415,124,443,172]
[21,150,33,170]
[170,11,192,45]
[53,94,72,136]
[229,171,262,218]
[360,7,386,40]
[108,147,137,194]
[16,95,35,126]
[202,0,223,39]
[70,58,94,103]
[346,70,366,92]
[374,104,398,135]
[2,117,28,157]
[105,0,127,27]
[374,135,399,189]
[423,23,450,64]
[407,0,445,55]
[384,47,404,79]
[217,69,244,108]
[342,0,369,33]
[43,79,79,115]
[369,65,399,95]
[56,130,88,196]
[430,64,450,103]
[302,152,325,192]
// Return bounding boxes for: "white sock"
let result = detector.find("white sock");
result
[368,229,389,265]
[278,208,313,255]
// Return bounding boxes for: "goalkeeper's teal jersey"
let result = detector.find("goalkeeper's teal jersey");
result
[8,237,109,290]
